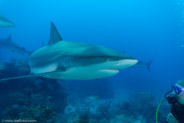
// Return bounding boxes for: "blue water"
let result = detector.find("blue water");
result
[0,0,184,122]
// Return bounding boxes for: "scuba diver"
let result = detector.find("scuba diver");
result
[165,80,184,123]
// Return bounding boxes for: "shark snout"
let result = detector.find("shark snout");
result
[100,58,138,71]
[95,59,138,78]
[112,59,138,70]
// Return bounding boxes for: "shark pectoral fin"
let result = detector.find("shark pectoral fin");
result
[0,74,41,82]
[0,70,64,82]
[48,22,63,45]
[0,72,49,82]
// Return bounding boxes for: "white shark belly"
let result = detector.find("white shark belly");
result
[42,66,119,80]
[31,59,138,80]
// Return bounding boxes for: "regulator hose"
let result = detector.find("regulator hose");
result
[156,92,173,123]
[156,97,167,123]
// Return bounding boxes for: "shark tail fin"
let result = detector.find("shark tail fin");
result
[145,60,153,72]
[0,74,41,82]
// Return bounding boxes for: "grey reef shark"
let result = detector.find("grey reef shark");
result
[0,22,138,82]
[0,35,31,55]
[0,14,15,28]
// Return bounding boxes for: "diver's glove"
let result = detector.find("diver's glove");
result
[167,113,179,123]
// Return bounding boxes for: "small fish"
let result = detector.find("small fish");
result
[88,96,99,100]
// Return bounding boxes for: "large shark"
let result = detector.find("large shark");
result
[0,35,31,55]
[0,22,138,81]
[0,14,15,28]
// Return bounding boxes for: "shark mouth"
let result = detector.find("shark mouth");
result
[99,69,119,73]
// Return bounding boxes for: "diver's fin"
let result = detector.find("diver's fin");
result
[48,22,63,45]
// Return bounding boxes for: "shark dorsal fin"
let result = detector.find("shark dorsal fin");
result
[6,34,12,42]
[48,22,63,45]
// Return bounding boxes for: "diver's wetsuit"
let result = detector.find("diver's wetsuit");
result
[167,97,184,123]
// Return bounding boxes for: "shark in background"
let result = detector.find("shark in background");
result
[0,22,138,81]
[0,14,15,28]
[0,35,31,55]
[0,61,5,70]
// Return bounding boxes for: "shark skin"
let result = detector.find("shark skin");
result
[28,22,138,80]
[0,35,31,55]
[0,22,138,81]
[29,41,138,80]
[0,14,15,28]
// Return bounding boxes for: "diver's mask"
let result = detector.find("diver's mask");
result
[165,85,184,98]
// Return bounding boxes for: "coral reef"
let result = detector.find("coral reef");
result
[64,79,114,99]
[58,92,169,123]
[0,59,169,123]
[110,114,135,123]
[0,59,67,123]
[115,92,169,123]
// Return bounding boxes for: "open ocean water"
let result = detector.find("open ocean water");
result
[0,0,184,123]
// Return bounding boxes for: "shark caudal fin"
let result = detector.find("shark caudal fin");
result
[145,60,152,72]
[138,59,153,72]
[146,55,156,72]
